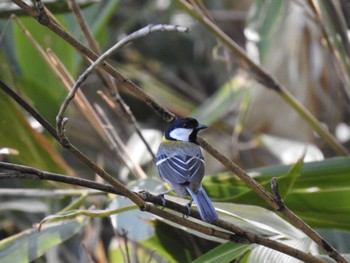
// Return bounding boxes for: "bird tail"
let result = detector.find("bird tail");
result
[186,186,218,223]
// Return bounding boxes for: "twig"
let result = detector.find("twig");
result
[305,0,350,101]
[177,2,348,262]
[94,104,148,179]
[0,162,324,262]
[177,0,348,156]
[11,0,177,123]
[119,230,131,263]
[66,0,156,160]
[0,155,329,263]
[56,24,188,144]
[271,177,347,262]
[0,79,145,210]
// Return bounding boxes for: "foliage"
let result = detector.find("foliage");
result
[0,0,350,262]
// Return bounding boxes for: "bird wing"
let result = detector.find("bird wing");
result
[156,153,205,194]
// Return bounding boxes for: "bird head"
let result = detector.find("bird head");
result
[164,117,207,143]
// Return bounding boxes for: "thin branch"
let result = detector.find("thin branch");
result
[0,79,145,210]
[11,0,177,123]
[305,0,350,101]
[0,162,325,263]
[176,2,347,262]
[56,24,188,144]
[94,103,148,179]
[177,0,348,156]
[66,0,156,161]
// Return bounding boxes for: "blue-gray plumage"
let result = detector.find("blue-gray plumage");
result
[156,117,218,223]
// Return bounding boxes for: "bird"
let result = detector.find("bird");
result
[156,117,218,223]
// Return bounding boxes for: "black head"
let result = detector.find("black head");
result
[164,117,207,143]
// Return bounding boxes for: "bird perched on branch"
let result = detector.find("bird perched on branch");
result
[156,117,218,223]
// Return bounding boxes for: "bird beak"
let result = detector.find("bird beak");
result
[196,123,207,130]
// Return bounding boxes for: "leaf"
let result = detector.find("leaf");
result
[203,157,350,231]
[0,86,71,174]
[273,156,304,198]
[141,220,219,263]
[215,203,305,238]
[90,0,121,45]
[109,178,165,242]
[247,237,313,263]
[192,77,250,126]
[192,242,253,263]
[0,200,48,213]
[12,15,78,121]
[0,220,84,263]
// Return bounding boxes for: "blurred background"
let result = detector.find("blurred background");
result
[1,0,350,262]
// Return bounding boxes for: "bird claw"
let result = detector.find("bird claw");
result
[185,200,193,217]
[157,193,167,209]
[156,189,173,209]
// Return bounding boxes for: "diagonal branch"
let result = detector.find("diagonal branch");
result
[0,79,145,210]
[176,0,349,156]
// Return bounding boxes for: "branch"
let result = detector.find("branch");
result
[0,161,325,263]
[66,0,159,161]
[11,0,176,122]
[56,23,187,144]
[176,0,349,157]
[0,79,145,210]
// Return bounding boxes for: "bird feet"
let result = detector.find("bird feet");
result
[156,189,173,208]
[184,200,193,218]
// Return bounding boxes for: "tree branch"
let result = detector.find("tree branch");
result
[0,161,325,263]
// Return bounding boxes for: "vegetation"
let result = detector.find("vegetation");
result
[0,1,350,262]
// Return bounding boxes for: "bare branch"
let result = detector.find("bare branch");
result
[56,24,188,143]
[66,0,156,161]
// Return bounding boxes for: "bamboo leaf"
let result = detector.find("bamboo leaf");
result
[192,242,253,263]
[0,220,84,263]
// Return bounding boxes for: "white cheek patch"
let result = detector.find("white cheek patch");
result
[169,128,193,141]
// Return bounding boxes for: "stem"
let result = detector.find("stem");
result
[176,0,349,156]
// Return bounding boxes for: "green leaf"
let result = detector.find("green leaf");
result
[246,0,284,62]
[0,87,70,174]
[141,221,219,263]
[203,157,350,230]
[0,220,84,263]
[12,15,78,122]
[192,242,253,263]
[192,78,250,126]
[90,0,121,45]
[272,157,304,198]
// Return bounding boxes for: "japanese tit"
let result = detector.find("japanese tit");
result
[156,117,218,223]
